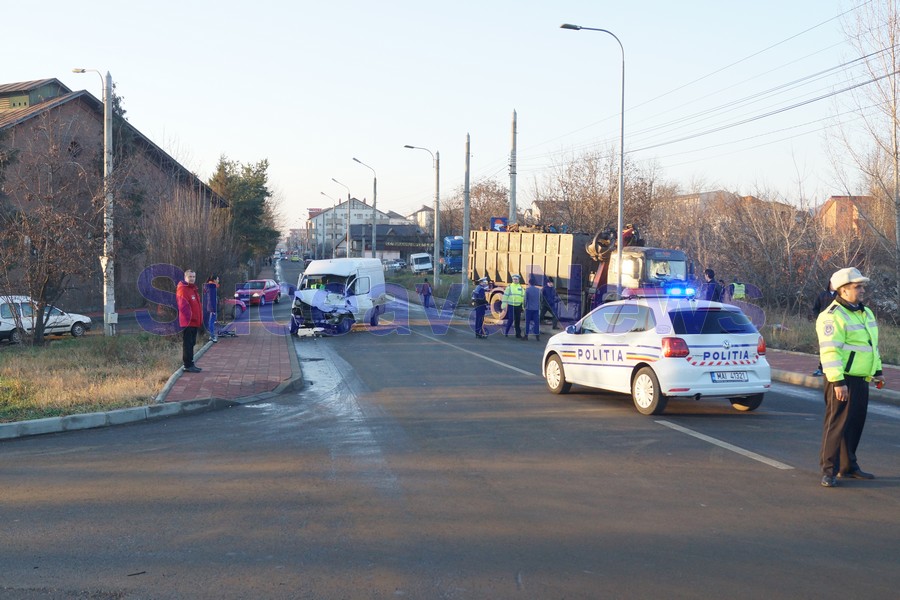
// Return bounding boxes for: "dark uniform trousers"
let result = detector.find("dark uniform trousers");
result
[820,375,869,476]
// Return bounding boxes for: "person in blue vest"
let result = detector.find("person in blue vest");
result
[471,276,489,339]
[816,267,883,487]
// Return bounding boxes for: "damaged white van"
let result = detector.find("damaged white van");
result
[291,258,388,336]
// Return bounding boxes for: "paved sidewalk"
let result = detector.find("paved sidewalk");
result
[159,319,300,403]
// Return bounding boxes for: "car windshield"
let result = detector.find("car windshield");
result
[242,281,265,290]
[669,308,757,335]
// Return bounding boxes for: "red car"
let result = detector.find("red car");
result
[234,279,281,306]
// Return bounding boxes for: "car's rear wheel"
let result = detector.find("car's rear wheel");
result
[274,293,280,304]
[631,367,668,415]
[730,394,764,412]
[70,322,86,337]
[545,354,571,394]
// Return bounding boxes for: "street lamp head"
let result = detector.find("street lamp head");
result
[352,157,362,164]
[560,23,582,30]
[403,145,415,149]
[72,68,87,73]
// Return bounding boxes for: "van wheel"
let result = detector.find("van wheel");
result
[369,306,380,326]
[730,394,764,412]
[10,328,23,344]
[631,367,668,415]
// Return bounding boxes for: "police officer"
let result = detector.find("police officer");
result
[816,267,883,488]
[501,274,525,338]
[472,277,489,339]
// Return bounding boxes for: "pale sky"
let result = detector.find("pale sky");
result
[6,0,874,232]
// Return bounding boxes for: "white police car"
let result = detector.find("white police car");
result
[541,293,771,415]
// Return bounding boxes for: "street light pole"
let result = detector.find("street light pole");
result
[320,192,339,259]
[560,23,626,299]
[353,158,378,259]
[404,145,440,290]
[73,68,117,335]
[332,178,351,258]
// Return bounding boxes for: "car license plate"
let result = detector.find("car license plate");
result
[711,371,748,383]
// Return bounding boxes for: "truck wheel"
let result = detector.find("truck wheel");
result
[489,292,506,320]
[730,394,764,412]
[545,354,571,394]
[631,367,668,415]
[369,306,380,326]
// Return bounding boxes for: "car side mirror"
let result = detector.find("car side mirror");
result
[566,324,578,334]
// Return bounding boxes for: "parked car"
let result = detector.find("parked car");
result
[223,298,247,320]
[0,295,92,341]
[291,254,301,263]
[234,279,281,306]
[541,293,771,415]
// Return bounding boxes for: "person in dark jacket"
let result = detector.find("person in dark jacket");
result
[203,274,219,343]
[541,276,560,329]
[699,268,724,302]
[176,269,203,373]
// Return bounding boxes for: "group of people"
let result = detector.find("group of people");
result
[175,270,221,374]
[698,268,747,303]
[470,274,560,341]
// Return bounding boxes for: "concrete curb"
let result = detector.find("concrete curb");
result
[0,333,305,442]
[771,369,900,407]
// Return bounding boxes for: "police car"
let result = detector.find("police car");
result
[541,292,771,415]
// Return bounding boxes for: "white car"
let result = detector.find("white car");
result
[0,295,92,341]
[541,294,771,415]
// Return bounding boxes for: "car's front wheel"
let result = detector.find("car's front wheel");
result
[10,328,23,344]
[730,394,764,412]
[259,296,266,307]
[631,367,668,415]
[274,293,280,304]
[545,354,571,394]
[70,322,86,337]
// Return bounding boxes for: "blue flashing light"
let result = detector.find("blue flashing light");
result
[665,286,696,297]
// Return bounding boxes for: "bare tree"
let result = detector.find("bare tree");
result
[832,0,900,307]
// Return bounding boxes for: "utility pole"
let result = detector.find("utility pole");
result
[509,109,517,225]
[462,133,471,293]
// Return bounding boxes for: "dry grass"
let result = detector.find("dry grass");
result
[0,334,182,423]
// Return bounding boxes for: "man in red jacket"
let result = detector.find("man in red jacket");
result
[176,269,203,373]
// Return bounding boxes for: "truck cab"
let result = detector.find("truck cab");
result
[291,258,388,335]
[441,236,464,273]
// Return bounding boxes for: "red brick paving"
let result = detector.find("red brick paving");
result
[164,320,294,402]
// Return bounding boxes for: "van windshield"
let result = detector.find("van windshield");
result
[300,274,348,294]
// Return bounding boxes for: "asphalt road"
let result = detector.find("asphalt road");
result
[1,266,899,599]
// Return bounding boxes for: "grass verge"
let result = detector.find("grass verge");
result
[0,334,182,423]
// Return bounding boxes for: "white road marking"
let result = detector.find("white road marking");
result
[656,419,794,470]
[411,329,539,378]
